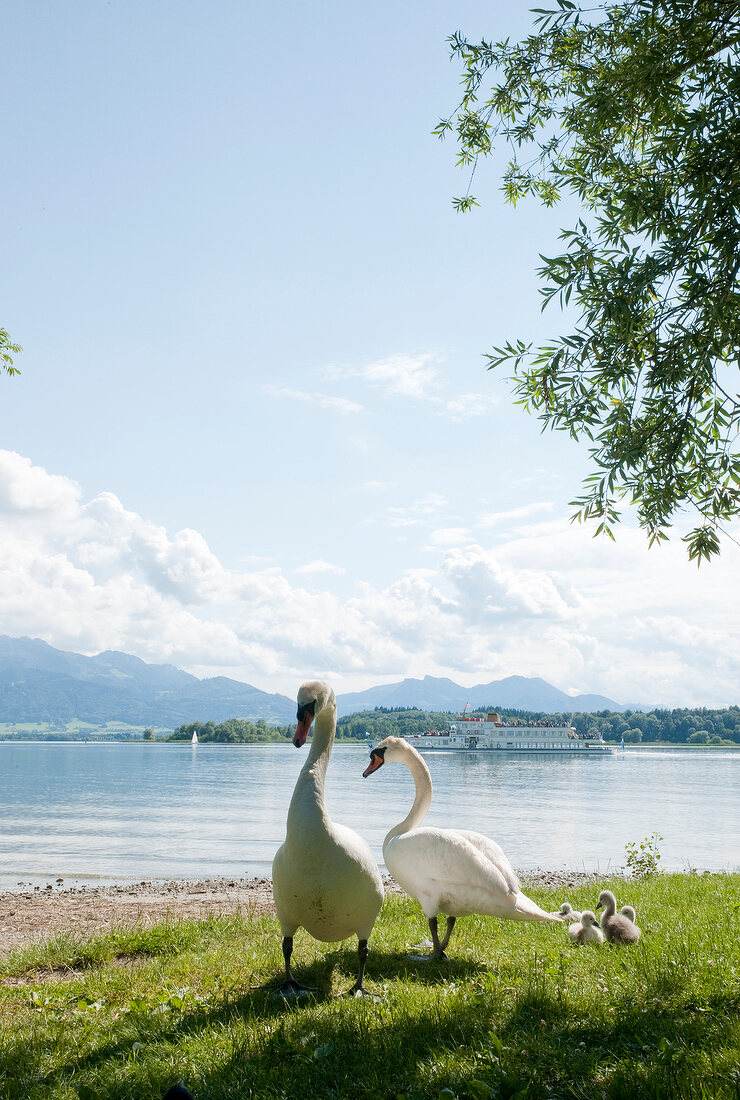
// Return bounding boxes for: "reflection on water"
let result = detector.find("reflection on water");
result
[0,742,737,888]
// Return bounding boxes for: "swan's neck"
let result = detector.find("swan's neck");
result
[384,750,432,848]
[602,895,616,917]
[287,706,336,833]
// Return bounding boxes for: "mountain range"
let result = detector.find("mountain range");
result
[335,674,634,716]
[0,636,295,727]
[0,635,636,731]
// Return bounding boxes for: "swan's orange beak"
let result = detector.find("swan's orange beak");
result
[293,700,316,747]
[363,751,384,777]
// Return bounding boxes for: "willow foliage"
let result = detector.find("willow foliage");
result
[436,0,740,561]
[0,329,21,377]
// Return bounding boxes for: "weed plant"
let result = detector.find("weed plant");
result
[624,833,664,878]
[0,874,738,1099]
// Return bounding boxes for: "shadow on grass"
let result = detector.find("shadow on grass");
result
[2,938,738,1099]
[0,946,485,1099]
[469,983,740,1100]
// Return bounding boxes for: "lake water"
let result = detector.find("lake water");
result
[0,742,737,890]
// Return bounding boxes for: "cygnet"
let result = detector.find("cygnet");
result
[597,890,641,944]
[568,910,604,945]
[550,901,581,922]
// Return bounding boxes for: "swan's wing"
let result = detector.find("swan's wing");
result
[453,830,521,893]
[387,827,516,899]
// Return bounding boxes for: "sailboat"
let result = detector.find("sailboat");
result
[191,731,199,744]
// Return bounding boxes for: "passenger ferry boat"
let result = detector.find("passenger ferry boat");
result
[403,712,612,754]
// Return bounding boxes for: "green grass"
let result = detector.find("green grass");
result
[0,722,171,740]
[1,874,738,1099]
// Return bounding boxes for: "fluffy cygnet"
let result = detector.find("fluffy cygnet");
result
[550,901,581,922]
[568,910,604,945]
[597,890,641,944]
[620,904,636,922]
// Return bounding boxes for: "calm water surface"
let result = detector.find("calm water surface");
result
[0,742,737,889]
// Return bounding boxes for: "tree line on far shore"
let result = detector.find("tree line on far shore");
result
[167,706,740,746]
[335,706,740,746]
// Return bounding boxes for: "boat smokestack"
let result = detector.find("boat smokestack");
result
[487,712,502,726]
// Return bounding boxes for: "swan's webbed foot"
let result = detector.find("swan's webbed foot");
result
[405,932,441,961]
[346,938,379,997]
[347,980,380,1000]
[272,978,318,1000]
[271,934,318,998]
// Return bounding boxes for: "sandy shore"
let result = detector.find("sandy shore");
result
[0,869,607,955]
[0,877,276,954]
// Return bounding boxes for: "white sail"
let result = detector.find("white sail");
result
[191,731,198,744]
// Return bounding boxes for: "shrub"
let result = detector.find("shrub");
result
[625,832,663,877]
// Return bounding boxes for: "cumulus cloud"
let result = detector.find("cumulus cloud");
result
[0,451,80,516]
[0,450,738,707]
[442,543,577,622]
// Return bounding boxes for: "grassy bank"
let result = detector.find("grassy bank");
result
[0,722,169,741]
[1,873,738,1099]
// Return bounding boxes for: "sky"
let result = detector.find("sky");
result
[2,1,739,708]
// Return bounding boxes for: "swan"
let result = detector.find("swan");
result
[272,681,384,996]
[362,736,560,959]
[620,904,636,922]
[597,889,641,944]
[568,910,604,945]
[549,901,581,922]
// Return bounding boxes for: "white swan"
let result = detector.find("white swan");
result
[597,890,641,944]
[568,910,604,945]
[272,681,384,995]
[549,901,581,922]
[362,736,560,959]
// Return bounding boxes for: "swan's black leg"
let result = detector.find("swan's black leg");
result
[273,935,317,997]
[439,916,456,953]
[428,917,449,960]
[282,935,296,984]
[348,938,371,996]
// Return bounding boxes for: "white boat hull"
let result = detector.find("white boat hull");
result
[403,715,612,754]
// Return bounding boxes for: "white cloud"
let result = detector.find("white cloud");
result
[0,451,80,522]
[438,392,500,421]
[477,502,555,527]
[442,543,577,622]
[0,450,738,708]
[263,385,363,415]
[294,560,346,576]
[383,493,448,528]
[325,353,441,400]
[321,353,500,422]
